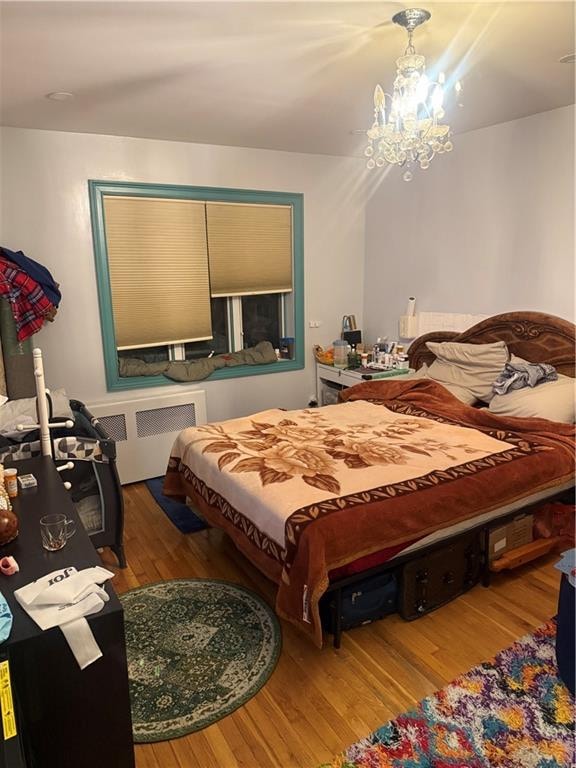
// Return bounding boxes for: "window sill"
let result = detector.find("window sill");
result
[106,357,304,392]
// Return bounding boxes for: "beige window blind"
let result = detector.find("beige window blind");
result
[103,196,212,350]
[206,202,292,297]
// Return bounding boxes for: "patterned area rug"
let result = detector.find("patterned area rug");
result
[121,579,281,743]
[321,621,574,768]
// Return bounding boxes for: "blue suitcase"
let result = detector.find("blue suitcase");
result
[320,571,398,632]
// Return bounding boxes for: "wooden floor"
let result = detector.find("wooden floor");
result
[103,482,563,768]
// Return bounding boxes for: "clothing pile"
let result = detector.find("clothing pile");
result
[492,359,558,395]
[0,246,61,341]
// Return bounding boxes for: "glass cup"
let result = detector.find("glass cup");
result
[40,514,76,551]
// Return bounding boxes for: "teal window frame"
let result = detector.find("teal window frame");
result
[88,180,304,392]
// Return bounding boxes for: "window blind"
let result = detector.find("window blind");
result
[103,196,212,350]
[206,202,292,297]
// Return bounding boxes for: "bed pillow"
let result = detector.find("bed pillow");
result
[409,363,478,405]
[489,374,575,423]
[425,340,509,403]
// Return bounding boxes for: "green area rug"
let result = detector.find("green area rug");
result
[120,578,281,743]
[320,621,574,768]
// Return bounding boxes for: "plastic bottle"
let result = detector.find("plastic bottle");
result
[4,469,17,499]
[0,466,12,512]
[348,344,359,368]
[333,340,348,369]
[373,337,382,361]
[0,464,18,546]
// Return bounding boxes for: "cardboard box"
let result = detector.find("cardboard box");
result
[489,525,508,561]
[507,514,534,550]
[488,514,534,562]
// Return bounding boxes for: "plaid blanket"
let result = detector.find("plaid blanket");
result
[0,256,56,341]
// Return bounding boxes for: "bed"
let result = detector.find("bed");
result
[164,312,575,647]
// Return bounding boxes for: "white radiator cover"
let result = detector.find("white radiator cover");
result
[87,390,207,484]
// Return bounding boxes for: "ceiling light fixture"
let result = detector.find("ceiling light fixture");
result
[45,91,75,101]
[365,8,461,181]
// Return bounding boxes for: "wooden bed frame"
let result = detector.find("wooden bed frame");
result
[323,311,575,648]
[408,311,575,377]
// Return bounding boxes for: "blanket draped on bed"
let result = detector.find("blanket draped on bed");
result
[164,379,575,647]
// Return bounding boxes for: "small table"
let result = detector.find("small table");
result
[0,457,134,768]
[316,362,414,405]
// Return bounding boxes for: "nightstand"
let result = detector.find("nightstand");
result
[316,363,414,405]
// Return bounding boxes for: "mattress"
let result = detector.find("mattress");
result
[166,378,575,646]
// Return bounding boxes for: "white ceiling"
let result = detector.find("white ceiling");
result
[0,1,574,157]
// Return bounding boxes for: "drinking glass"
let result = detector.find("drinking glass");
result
[40,514,76,551]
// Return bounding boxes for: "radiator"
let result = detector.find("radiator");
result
[87,390,207,484]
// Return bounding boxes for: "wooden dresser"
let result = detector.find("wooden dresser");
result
[0,457,134,768]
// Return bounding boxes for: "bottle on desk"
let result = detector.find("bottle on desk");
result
[0,464,19,545]
[348,345,360,368]
[0,465,12,512]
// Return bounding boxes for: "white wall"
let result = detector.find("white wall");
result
[363,105,575,343]
[0,127,366,420]
[2,106,572,421]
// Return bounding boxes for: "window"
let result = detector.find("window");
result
[241,294,281,349]
[184,298,229,361]
[89,181,304,391]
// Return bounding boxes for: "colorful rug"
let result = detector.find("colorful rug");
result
[321,621,574,768]
[145,476,207,533]
[121,579,281,742]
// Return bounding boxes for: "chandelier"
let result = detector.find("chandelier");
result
[365,8,461,181]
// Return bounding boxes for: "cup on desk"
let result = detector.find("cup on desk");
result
[40,513,76,551]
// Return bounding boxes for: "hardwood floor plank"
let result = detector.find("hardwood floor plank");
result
[150,741,180,768]
[170,731,222,768]
[104,483,565,768]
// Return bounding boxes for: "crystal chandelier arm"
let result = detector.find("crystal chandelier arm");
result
[372,86,395,128]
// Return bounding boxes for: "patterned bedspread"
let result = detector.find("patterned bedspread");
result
[165,378,575,646]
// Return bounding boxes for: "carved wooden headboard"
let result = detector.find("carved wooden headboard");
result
[407,311,576,378]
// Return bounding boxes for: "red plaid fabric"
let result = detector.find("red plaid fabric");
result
[0,256,56,341]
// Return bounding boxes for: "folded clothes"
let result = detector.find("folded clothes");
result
[493,360,558,395]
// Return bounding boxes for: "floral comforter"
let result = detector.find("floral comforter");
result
[165,378,575,646]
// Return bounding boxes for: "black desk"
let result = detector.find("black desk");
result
[0,457,134,768]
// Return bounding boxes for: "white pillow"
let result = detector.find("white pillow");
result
[409,363,478,405]
[425,340,509,403]
[489,375,575,423]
